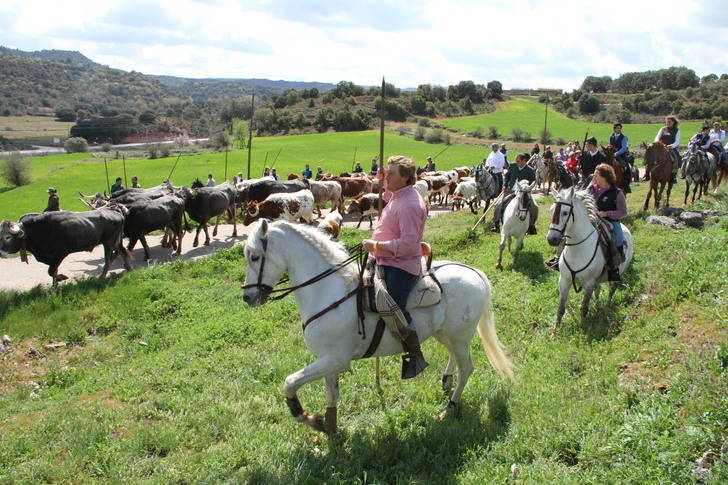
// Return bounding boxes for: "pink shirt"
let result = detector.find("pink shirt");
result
[371,185,427,275]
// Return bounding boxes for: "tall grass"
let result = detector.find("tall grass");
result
[0,183,726,483]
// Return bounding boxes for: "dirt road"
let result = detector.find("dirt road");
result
[0,206,458,292]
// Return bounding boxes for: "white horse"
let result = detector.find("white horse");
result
[529,154,550,191]
[546,187,634,327]
[242,220,513,434]
[496,181,536,270]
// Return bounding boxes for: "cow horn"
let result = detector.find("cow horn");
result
[79,198,95,209]
[248,203,259,217]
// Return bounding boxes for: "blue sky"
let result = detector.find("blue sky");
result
[1,0,725,90]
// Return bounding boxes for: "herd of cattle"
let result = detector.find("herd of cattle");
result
[0,167,478,285]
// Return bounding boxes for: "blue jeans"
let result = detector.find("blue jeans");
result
[383,265,419,326]
[611,220,624,248]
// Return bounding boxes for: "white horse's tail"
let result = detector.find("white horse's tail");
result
[476,276,514,381]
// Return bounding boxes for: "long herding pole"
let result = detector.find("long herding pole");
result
[471,191,505,231]
[543,96,549,149]
[166,152,182,182]
[351,146,357,172]
[375,76,385,386]
[224,148,228,181]
[122,154,127,188]
[247,93,255,179]
[262,151,269,176]
[103,157,110,193]
[271,148,283,168]
[432,143,451,160]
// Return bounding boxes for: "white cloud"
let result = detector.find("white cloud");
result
[1,0,725,89]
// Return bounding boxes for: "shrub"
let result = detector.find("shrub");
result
[579,94,601,114]
[488,125,499,139]
[397,125,411,136]
[425,128,443,143]
[174,136,189,148]
[148,146,158,159]
[417,117,431,127]
[540,129,552,144]
[414,126,426,141]
[470,126,484,139]
[308,99,315,108]
[511,128,524,142]
[556,137,567,146]
[64,137,88,153]
[160,145,171,158]
[101,142,112,152]
[1,152,31,187]
[444,133,451,145]
[524,131,533,142]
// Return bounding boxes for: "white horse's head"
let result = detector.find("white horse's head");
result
[514,180,534,221]
[243,219,286,306]
[546,186,596,246]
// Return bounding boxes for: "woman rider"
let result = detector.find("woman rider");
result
[590,163,627,282]
[650,115,681,183]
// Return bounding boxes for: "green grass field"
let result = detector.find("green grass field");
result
[438,98,704,146]
[0,132,490,221]
[1,116,74,145]
[0,179,726,483]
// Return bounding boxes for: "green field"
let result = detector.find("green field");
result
[0,180,726,483]
[1,116,74,145]
[438,98,704,146]
[0,132,490,221]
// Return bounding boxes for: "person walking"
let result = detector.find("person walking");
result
[110,177,124,193]
[44,187,59,212]
[206,174,216,187]
[361,156,428,379]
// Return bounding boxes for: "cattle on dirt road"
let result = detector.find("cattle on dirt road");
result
[346,193,386,229]
[0,206,132,285]
[243,190,315,225]
[308,181,343,218]
[124,192,188,260]
[182,182,238,247]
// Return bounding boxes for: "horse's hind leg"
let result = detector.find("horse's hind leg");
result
[434,330,456,396]
[444,337,475,417]
[581,286,595,319]
[283,356,349,434]
[496,236,506,270]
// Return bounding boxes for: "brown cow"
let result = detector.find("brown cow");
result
[287,173,299,180]
[243,190,315,225]
[346,193,386,229]
[335,176,373,200]
[308,180,343,218]
[454,167,471,179]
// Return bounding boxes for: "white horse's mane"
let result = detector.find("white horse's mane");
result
[560,188,599,225]
[269,221,360,284]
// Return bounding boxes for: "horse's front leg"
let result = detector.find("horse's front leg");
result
[581,285,595,318]
[496,235,506,270]
[324,374,340,435]
[684,182,690,205]
[643,184,653,211]
[555,272,570,327]
[284,356,349,434]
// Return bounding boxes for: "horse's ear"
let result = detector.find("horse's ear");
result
[529,181,537,191]
[259,218,269,236]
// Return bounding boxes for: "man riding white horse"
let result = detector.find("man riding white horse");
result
[490,153,538,234]
[362,156,429,379]
[609,123,632,193]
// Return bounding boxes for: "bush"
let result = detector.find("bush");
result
[556,137,567,146]
[524,131,533,142]
[444,133,451,145]
[64,137,88,153]
[417,117,431,127]
[160,145,171,158]
[148,147,158,159]
[397,125,411,136]
[414,126,426,141]
[579,94,601,114]
[308,99,315,108]
[101,142,112,152]
[1,152,31,187]
[540,129,552,144]
[174,136,189,148]
[425,128,443,144]
[488,125,499,139]
[511,128,524,142]
[470,126,484,139]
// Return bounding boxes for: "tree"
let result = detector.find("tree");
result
[579,94,601,114]
[220,98,254,125]
[580,76,612,93]
[410,94,427,115]
[486,80,503,99]
[701,73,718,84]
[1,152,31,187]
[55,108,76,122]
[139,111,156,124]
[231,118,248,149]
[64,137,88,153]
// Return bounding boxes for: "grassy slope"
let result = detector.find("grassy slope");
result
[0,132,487,221]
[1,116,75,144]
[0,182,726,483]
[438,98,703,146]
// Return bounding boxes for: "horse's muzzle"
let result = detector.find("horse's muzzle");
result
[242,287,270,306]
[546,232,562,247]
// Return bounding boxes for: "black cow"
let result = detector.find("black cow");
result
[124,192,188,261]
[182,182,238,247]
[244,178,310,204]
[80,183,174,208]
[0,206,132,285]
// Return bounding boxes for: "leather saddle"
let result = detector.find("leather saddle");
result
[362,242,442,313]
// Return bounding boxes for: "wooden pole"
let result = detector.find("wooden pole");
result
[351,146,357,172]
[376,76,386,385]
[224,148,228,181]
[122,154,127,188]
[247,94,255,179]
[543,96,549,147]
[103,157,110,193]
[166,152,182,183]
[471,191,504,231]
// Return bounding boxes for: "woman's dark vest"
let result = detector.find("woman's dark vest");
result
[660,127,677,145]
[595,186,620,221]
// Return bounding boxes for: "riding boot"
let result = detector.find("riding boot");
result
[527,224,537,235]
[607,242,622,282]
[670,172,677,184]
[400,327,429,379]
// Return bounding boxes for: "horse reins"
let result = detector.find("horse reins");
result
[549,201,600,293]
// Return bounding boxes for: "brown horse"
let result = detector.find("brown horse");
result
[708,145,728,192]
[601,146,627,192]
[642,142,674,211]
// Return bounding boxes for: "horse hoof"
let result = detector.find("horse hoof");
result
[304,413,327,433]
[56,274,68,282]
[193,241,199,248]
[438,400,462,420]
[496,263,503,270]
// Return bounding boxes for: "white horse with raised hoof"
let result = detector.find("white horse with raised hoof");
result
[546,187,634,327]
[496,180,536,270]
[242,220,513,435]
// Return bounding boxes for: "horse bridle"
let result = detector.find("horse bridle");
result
[516,191,531,221]
[549,201,600,293]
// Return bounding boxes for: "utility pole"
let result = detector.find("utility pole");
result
[246,94,255,179]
